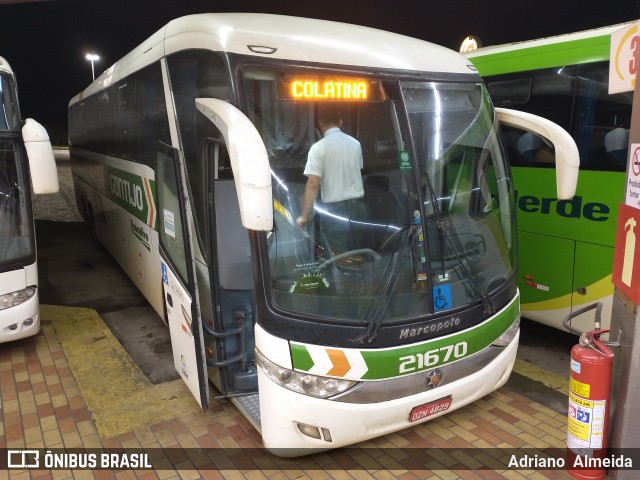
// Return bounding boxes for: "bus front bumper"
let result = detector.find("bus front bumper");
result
[0,292,40,343]
[258,330,518,456]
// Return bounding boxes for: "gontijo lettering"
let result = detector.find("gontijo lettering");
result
[110,174,144,211]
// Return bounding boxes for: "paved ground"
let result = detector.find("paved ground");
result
[1,309,574,478]
[0,153,583,478]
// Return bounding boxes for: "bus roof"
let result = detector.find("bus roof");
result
[465,21,637,76]
[70,13,477,105]
[0,56,14,76]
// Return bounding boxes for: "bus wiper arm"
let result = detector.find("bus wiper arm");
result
[438,215,495,316]
[422,169,494,316]
[361,226,413,344]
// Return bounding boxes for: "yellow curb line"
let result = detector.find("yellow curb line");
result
[512,358,569,396]
[42,304,200,438]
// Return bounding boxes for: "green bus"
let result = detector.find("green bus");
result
[466,21,637,332]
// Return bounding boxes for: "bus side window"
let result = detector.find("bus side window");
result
[575,62,632,171]
[516,132,554,166]
[487,78,532,107]
[604,127,629,169]
[214,140,233,180]
[167,51,232,256]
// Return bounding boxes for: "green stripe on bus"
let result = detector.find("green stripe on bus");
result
[291,296,518,380]
[290,344,315,372]
[469,34,611,76]
[104,166,157,230]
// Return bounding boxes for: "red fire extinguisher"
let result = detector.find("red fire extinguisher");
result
[566,327,614,480]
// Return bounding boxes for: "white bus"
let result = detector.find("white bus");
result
[0,56,59,343]
[68,13,578,454]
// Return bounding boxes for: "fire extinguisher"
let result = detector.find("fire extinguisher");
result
[563,303,614,480]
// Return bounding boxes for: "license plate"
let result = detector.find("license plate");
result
[409,395,453,422]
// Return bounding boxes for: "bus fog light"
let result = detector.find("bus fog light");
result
[296,422,321,440]
[492,317,520,347]
[256,349,358,398]
[0,286,37,311]
[23,318,34,327]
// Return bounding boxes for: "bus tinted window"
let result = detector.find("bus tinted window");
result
[68,62,170,165]
[0,74,20,130]
[486,62,632,171]
[0,139,34,268]
[167,51,232,254]
[575,62,632,171]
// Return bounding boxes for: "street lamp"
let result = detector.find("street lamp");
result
[85,53,100,81]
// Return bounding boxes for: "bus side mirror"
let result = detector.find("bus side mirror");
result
[195,98,273,231]
[22,118,60,194]
[495,107,579,199]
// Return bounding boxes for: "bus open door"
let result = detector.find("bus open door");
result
[156,142,210,409]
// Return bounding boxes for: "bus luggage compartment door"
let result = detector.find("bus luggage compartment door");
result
[518,230,574,329]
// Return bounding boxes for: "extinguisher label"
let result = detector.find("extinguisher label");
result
[569,377,590,398]
[567,392,606,450]
[570,359,581,374]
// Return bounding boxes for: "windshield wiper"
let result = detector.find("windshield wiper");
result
[361,226,413,344]
[423,172,495,317]
[437,215,495,316]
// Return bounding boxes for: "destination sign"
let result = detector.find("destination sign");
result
[278,76,383,101]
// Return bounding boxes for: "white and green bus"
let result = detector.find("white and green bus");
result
[0,56,59,343]
[466,22,637,332]
[68,13,578,454]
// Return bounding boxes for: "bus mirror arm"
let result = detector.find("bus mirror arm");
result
[495,107,579,200]
[195,98,273,231]
[21,118,60,194]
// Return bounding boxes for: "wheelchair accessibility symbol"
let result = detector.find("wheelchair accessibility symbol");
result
[433,285,452,312]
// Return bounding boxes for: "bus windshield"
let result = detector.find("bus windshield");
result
[0,73,20,130]
[242,67,515,326]
[0,138,33,269]
[0,72,33,270]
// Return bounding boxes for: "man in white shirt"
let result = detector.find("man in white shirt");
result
[296,105,366,255]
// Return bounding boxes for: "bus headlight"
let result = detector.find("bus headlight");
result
[255,349,358,399]
[0,286,36,311]
[492,317,520,347]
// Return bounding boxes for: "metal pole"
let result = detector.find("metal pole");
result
[607,27,640,479]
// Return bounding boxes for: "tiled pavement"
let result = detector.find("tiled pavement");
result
[0,305,575,480]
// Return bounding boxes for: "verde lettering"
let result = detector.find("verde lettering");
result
[515,193,609,222]
[110,174,144,211]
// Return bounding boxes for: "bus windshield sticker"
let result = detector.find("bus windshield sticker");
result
[399,151,412,170]
[433,285,452,312]
[289,272,330,293]
[163,209,176,238]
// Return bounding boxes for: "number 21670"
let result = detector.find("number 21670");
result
[399,342,468,373]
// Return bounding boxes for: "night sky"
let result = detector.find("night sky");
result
[1,0,639,143]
